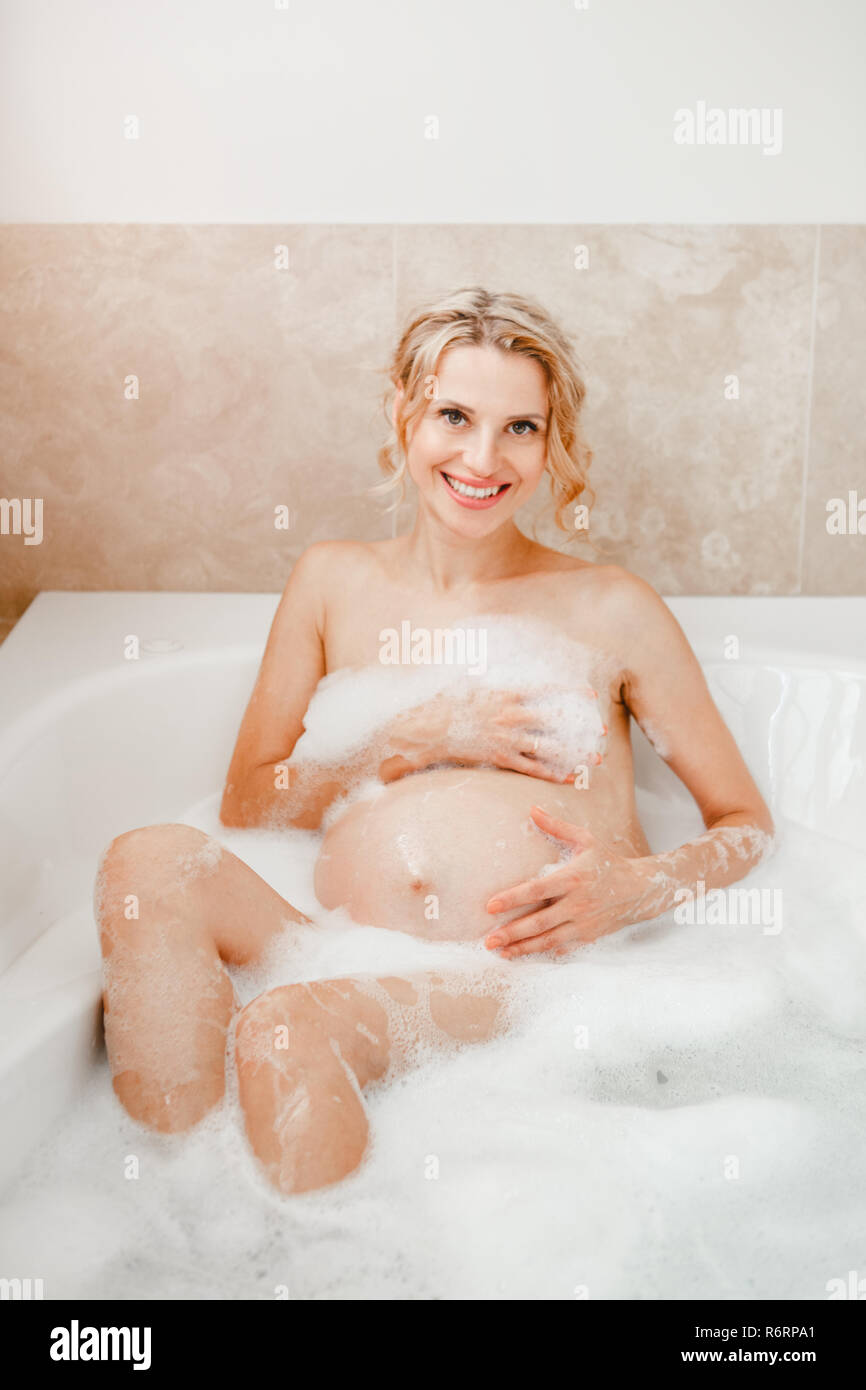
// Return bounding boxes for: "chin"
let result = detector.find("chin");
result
[435,501,517,536]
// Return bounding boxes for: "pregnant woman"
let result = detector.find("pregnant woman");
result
[95,287,775,1195]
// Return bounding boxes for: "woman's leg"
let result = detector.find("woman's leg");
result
[235,972,505,1194]
[95,823,310,1133]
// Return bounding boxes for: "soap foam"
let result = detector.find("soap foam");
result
[1,612,865,1299]
[3,798,865,1300]
[292,614,610,784]
[639,716,671,760]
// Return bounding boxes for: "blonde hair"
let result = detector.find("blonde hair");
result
[373,286,595,537]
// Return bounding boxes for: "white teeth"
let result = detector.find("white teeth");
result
[444,473,504,499]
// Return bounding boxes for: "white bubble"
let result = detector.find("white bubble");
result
[3,618,864,1299]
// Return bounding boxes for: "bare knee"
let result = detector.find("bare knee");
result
[95,823,221,942]
[112,1067,225,1136]
[97,823,218,888]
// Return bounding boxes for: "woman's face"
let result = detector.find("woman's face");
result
[397,344,550,536]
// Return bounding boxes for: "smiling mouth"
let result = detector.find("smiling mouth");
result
[440,471,512,506]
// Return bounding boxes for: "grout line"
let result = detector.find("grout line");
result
[795,225,822,595]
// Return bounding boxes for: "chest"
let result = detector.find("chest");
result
[322,586,629,713]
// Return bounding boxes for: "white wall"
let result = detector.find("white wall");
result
[1,0,864,222]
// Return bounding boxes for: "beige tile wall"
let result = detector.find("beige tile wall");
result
[1,225,863,637]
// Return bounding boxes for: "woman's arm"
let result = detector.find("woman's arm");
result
[617,567,775,863]
[483,570,777,957]
[219,543,376,830]
[574,569,777,932]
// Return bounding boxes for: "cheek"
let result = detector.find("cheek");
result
[406,424,443,478]
[514,447,548,489]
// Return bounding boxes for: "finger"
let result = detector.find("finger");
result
[485,903,568,948]
[519,735,560,764]
[493,702,532,728]
[486,874,563,913]
[499,924,578,959]
[529,805,597,847]
[504,755,572,783]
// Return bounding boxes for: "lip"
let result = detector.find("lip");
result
[439,470,513,510]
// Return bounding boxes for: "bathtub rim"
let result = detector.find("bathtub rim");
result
[3,589,865,737]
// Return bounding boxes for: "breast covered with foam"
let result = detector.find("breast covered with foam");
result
[291,612,611,780]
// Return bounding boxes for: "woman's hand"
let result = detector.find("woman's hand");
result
[483,805,657,957]
[376,691,455,781]
[381,687,595,784]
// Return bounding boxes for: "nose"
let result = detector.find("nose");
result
[462,428,501,478]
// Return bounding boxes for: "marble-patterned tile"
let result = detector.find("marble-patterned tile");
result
[0,224,396,625]
[1,223,856,623]
[802,227,866,593]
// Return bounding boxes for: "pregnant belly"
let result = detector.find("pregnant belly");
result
[313,768,584,941]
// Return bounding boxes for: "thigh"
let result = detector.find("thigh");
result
[234,970,511,1191]
[236,968,510,1086]
[380,971,507,1049]
[96,822,309,964]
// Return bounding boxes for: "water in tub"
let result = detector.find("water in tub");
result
[1,614,865,1299]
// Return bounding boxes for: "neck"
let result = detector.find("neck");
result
[400,507,532,593]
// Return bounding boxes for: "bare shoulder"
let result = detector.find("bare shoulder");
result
[561,563,687,681]
[283,538,388,593]
[541,553,664,614]
[262,541,370,642]
[525,545,647,595]
[591,566,701,702]
[584,563,674,632]
[523,548,671,630]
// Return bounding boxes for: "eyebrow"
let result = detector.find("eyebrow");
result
[434,398,547,422]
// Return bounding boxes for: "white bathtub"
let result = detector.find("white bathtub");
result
[1,590,865,1204]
